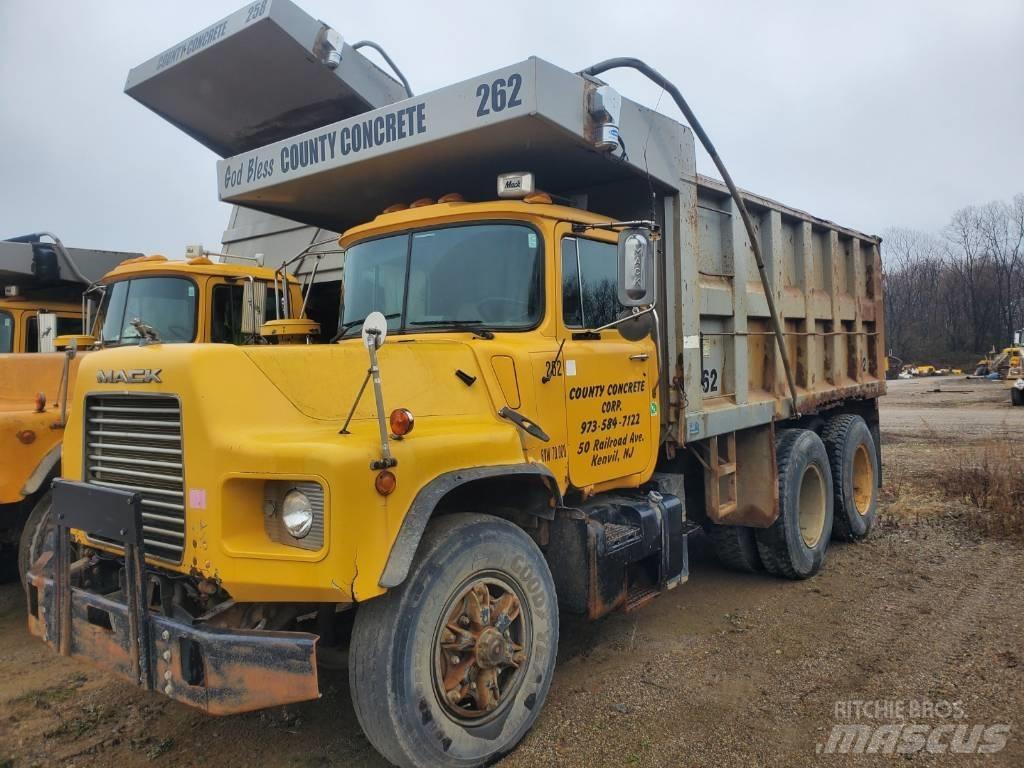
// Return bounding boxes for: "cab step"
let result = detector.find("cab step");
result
[624,583,660,612]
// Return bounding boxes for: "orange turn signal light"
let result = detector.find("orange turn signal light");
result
[375,470,397,496]
[34,392,46,413]
[389,408,415,437]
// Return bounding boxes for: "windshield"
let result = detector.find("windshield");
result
[339,223,542,336]
[0,311,12,353]
[99,277,197,346]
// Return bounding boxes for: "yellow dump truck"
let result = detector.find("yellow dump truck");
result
[27,36,885,768]
[6,253,303,581]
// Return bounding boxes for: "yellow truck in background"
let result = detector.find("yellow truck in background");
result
[27,41,886,767]
[4,252,303,581]
[1003,347,1024,405]
[1,235,134,580]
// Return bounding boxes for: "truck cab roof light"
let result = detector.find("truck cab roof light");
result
[437,193,464,203]
[497,172,535,199]
[409,197,435,208]
[382,203,408,214]
[523,192,552,204]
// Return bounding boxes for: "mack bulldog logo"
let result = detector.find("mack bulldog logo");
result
[96,369,162,384]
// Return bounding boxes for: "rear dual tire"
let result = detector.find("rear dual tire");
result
[755,429,833,579]
[706,522,762,573]
[822,415,879,541]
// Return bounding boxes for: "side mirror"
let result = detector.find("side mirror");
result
[37,312,58,353]
[617,227,656,306]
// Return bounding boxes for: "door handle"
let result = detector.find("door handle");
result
[629,353,649,361]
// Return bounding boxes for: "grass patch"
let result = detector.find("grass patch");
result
[10,673,88,708]
[147,737,174,760]
[937,436,1024,540]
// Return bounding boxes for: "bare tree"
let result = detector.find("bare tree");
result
[882,193,1024,367]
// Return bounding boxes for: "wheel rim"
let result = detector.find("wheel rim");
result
[852,443,874,516]
[798,464,827,548]
[432,573,531,724]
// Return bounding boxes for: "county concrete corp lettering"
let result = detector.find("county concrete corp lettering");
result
[567,379,646,400]
[221,102,428,190]
[157,21,229,70]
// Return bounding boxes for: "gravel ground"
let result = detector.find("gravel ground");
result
[1,376,1021,767]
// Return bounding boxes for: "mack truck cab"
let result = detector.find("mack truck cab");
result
[7,254,304,583]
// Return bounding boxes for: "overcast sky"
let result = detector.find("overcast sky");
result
[1,1,1022,256]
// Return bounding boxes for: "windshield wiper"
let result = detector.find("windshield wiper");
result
[409,320,495,339]
[332,312,400,343]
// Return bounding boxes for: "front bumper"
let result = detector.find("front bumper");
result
[26,479,320,715]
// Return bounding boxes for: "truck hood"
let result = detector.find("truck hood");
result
[242,338,496,421]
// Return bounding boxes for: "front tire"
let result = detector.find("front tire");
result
[349,513,558,768]
[18,491,52,588]
[1012,388,1024,406]
[755,429,833,579]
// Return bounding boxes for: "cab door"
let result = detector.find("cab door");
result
[559,232,658,488]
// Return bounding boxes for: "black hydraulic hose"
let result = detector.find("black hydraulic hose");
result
[581,58,800,415]
[351,40,414,98]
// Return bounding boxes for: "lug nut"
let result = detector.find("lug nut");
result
[161,630,170,641]
[450,655,460,665]
[459,615,470,626]
[162,650,171,661]
[164,683,173,695]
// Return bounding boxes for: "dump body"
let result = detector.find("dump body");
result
[680,176,885,442]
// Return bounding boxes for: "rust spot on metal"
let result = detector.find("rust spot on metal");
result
[434,579,528,720]
[26,568,320,716]
[794,381,885,415]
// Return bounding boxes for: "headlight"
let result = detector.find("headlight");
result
[282,489,314,539]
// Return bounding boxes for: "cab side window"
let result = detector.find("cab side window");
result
[561,237,623,329]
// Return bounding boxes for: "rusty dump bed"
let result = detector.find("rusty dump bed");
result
[678,175,885,443]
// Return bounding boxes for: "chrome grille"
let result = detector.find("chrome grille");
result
[85,394,185,562]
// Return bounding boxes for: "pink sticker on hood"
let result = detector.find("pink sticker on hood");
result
[189,489,207,510]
